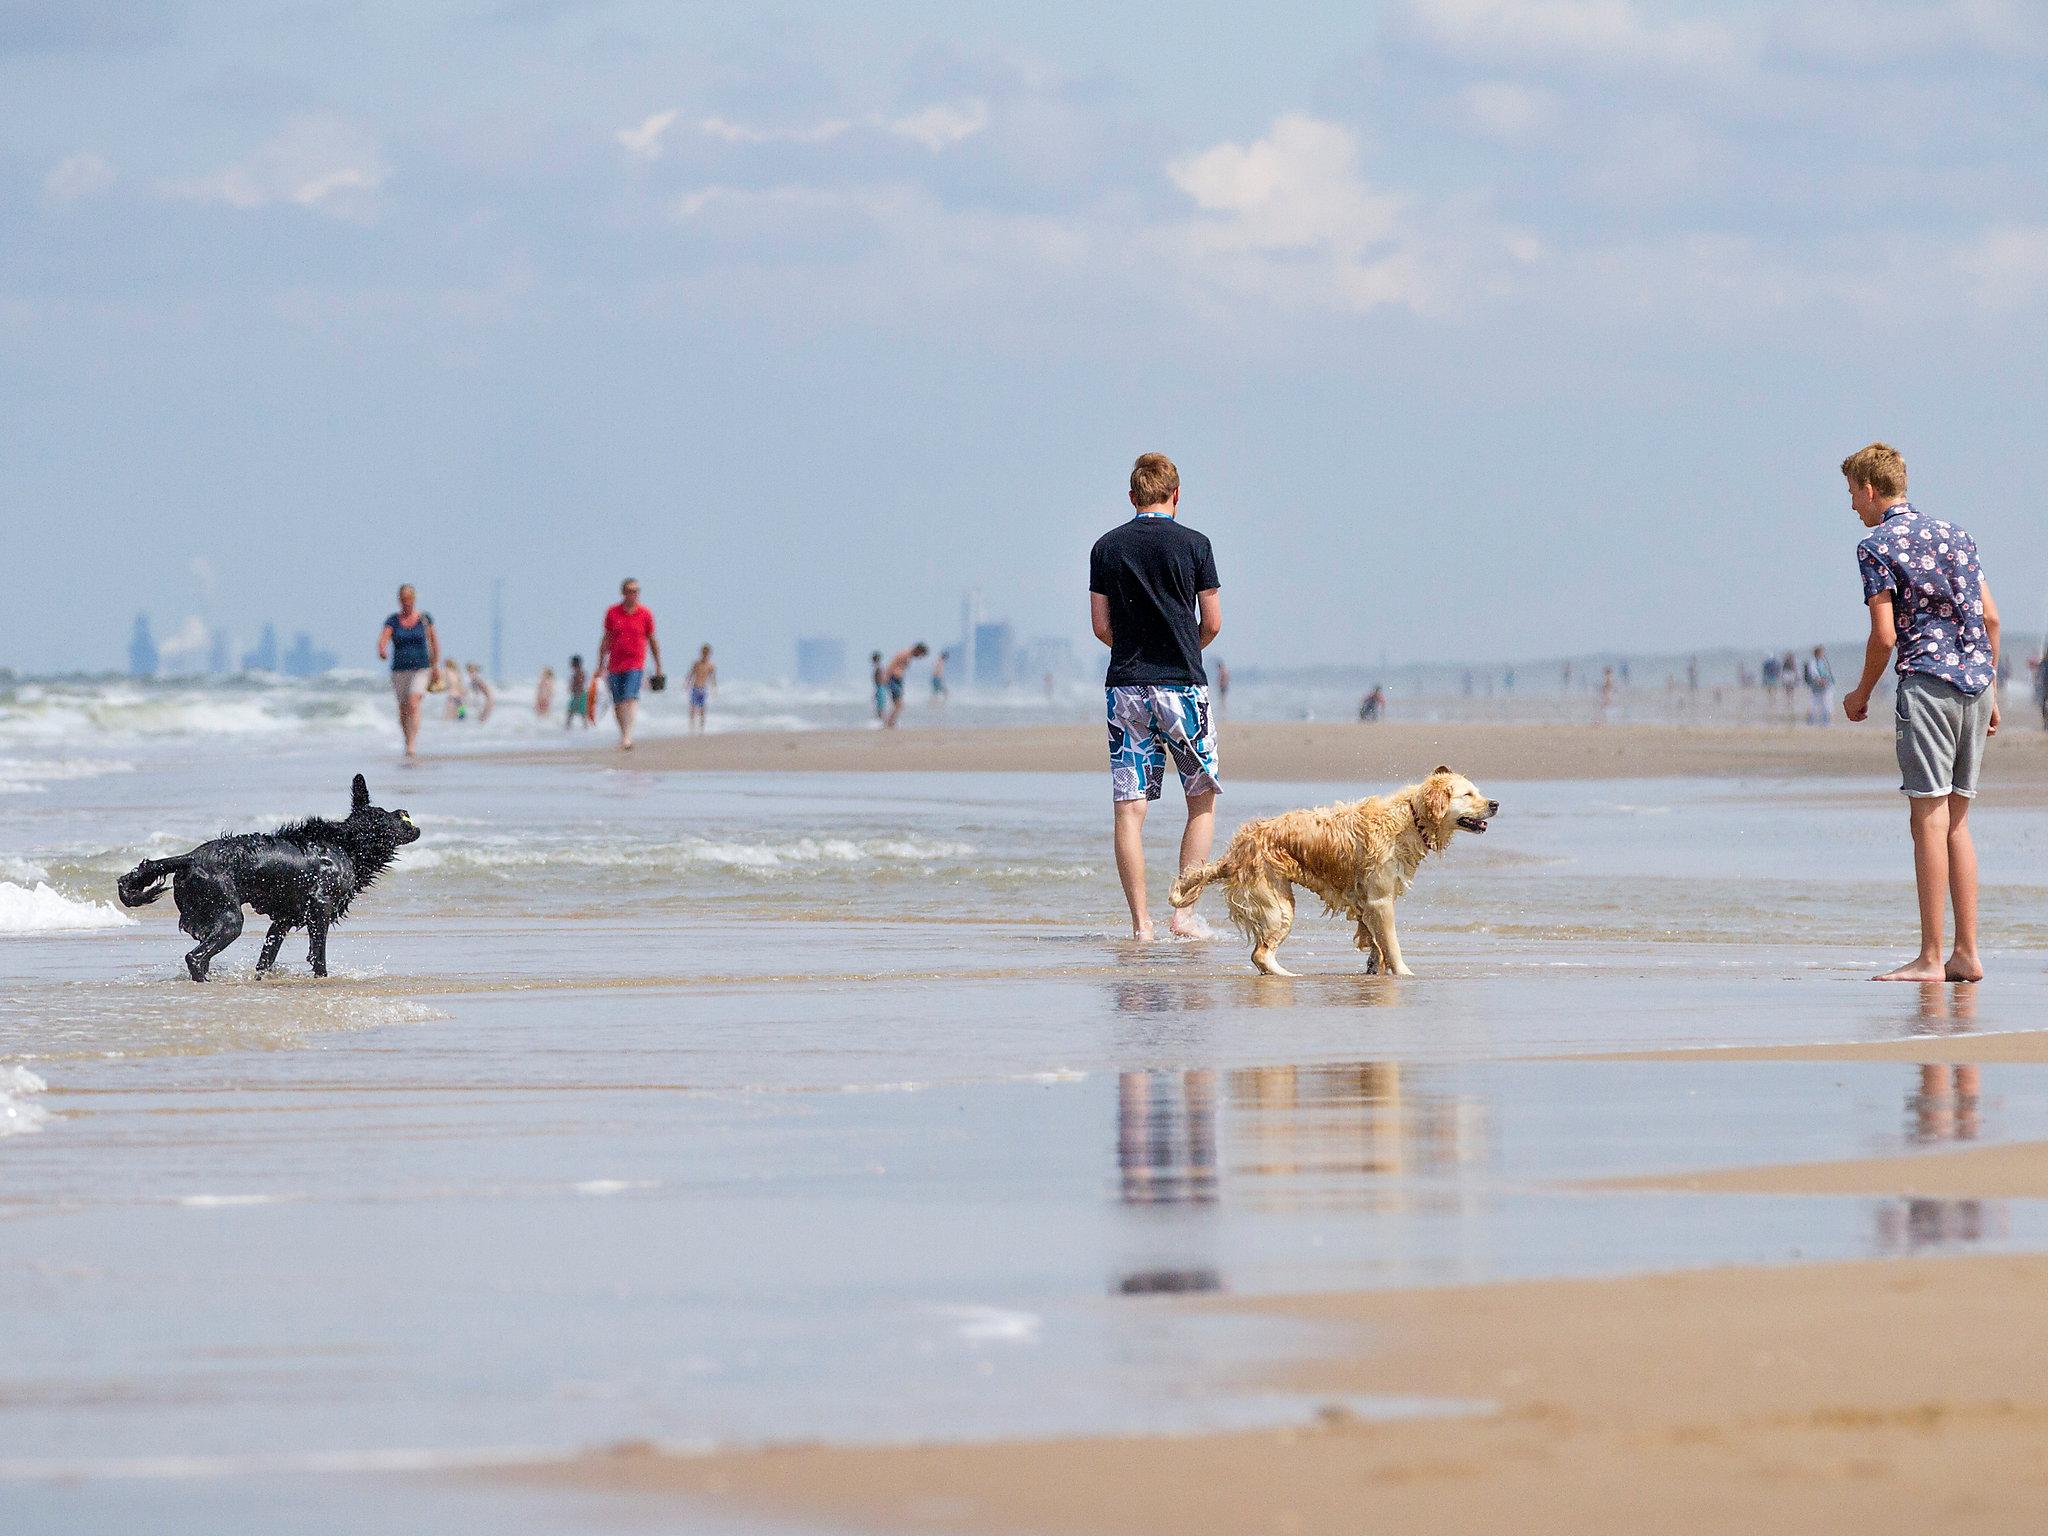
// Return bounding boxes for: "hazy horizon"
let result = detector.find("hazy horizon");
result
[6,0,2045,679]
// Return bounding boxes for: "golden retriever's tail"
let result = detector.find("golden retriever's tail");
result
[1168,859,1225,909]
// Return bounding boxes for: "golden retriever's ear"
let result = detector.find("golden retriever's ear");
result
[1433,764,1451,776]
[1421,778,1451,825]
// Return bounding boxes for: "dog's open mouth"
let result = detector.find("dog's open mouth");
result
[1456,816,1490,833]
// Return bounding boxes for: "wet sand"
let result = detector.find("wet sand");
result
[514,1250,2048,1534]
[488,719,2021,783]
[1591,1030,2048,1065]
[1587,1140,2048,1198]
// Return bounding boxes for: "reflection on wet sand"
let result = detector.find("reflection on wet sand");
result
[1115,1061,1485,1212]
[1876,980,2004,1253]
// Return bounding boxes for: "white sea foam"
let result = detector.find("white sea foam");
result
[0,881,136,933]
[931,1304,1042,1344]
[406,834,978,876]
[0,856,49,884]
[0,1065,50,1138]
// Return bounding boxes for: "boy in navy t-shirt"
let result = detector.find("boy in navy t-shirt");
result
[1839,442,2003,982]
[1088,452,1222,940]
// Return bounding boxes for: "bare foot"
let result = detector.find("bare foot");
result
[1168,910,1213,941]
[1874,958,1948,982]
[1130,922,1155,942]
[1945,951,1985,982]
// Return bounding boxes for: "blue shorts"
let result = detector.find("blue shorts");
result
[1107,686,1221,803]
[607,669,643,704]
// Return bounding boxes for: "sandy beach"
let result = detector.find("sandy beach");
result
[518,1249,2048,1534]
[500,718,2048,790]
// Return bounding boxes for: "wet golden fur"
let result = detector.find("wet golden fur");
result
[1168,767,1498,976]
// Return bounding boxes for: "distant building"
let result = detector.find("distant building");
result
[795,636,846,686]
[127,614,159,679]
[973,621,1014,687]
[207,629,233,676]
[282,632,338,678]
[243,624,280,673]
[1021,635,1075,683]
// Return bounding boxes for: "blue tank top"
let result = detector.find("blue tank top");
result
[387,612,432,671]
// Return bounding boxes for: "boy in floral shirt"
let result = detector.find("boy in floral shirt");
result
[1839,443,2002,982]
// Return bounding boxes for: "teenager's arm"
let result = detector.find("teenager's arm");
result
[648,631,664,678]
[1090,593,1113,648]
[426,621,440,671]
[1197,589,1221,649]
[1842,595,1894,722]
[1983,579,2001,736]
[377,623,392,661]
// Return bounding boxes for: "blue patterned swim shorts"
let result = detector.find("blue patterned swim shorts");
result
[1107,686,1221,803]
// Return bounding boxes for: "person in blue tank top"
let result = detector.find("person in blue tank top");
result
[376,584,440,760]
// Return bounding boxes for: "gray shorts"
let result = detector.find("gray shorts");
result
[391,667,430,703]
[1894,672,1992,799]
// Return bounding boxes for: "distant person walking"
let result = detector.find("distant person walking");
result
[870,652,887,724]
[882,643,929,728]
[1803,645,1835,725]
[376,585,439,760]
[1838,442,2001,983]
[1215,659,1231,714]
[564,655,590,728]
[535,666,556,717]
[687,644,717,733]
[1358,686,1385,722]
[593,577,663,751]
[930,649,949,706]
[466,662,494,723]
[1089,451,1221,941]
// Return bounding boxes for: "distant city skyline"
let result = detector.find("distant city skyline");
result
[6,2,2045,678]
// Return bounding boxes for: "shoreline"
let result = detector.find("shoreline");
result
[476,719,2032,784]
[506,1249,2048,1533]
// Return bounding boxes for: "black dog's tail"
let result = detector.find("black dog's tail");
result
[117,856,192,908]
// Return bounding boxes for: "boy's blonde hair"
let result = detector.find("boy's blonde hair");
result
[1840,442,1907,499]
[1130,452,1179,506]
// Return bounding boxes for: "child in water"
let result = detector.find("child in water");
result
[565,656,590,728]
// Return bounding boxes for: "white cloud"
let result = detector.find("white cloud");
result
[44,151,115,202]
[161,115,387,220]
[615,109,678,161]
[1399,0,1746,73]
[700,115,853,146]
[655,98,988,153]
[886,98,989,151]
[1954,226,2048,310]
[1169,115,1403,255]
[1457,80,1559,141]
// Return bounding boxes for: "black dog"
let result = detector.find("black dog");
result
[116,774,420,981]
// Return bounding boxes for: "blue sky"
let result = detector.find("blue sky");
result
[4,0,2045,677]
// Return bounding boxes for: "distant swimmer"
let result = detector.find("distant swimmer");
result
[440,659,467,721]
[376,586,439,760]
[535,666,556,717]
[1089,451,1221,941]
[594,577,663,751]
[687,644,717,733]
[564,655,590,728]
[466,663,494,724]
[882,643,928,729]
[870,652,887,723]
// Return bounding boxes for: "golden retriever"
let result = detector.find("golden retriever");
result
[1168,767,1498,976]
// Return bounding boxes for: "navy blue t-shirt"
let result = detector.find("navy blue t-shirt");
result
[1089,515,1219,688]
[387,612,433,671]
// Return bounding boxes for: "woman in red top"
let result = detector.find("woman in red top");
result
[593,577,664,750]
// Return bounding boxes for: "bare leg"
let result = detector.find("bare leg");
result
[1876,797,1951,981]
[254,920,291,975]
[615,698,637,750]
[1944,793,1982,981]
[1168,790,1217,938]
[399,692,421,758]
[1113,798,1153,939]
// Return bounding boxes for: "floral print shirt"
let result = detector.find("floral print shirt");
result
[1856,503,1993,697]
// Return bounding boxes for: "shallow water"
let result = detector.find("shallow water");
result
[5,722,2048,1532]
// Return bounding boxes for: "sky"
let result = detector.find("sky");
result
[3,0,2045,678]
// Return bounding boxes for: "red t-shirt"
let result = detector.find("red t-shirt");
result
[604,603,656,673]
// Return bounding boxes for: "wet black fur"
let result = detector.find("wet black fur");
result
[116,774,421,981]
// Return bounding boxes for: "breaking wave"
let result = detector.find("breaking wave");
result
[0,881,136,933]
[0,1065,49,1137]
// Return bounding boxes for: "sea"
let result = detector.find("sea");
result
[4,671,2048,1533]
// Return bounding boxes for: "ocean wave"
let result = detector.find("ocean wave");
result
[0,1064,49,1137]
[0,881,136,933]
[399,834,979,875]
